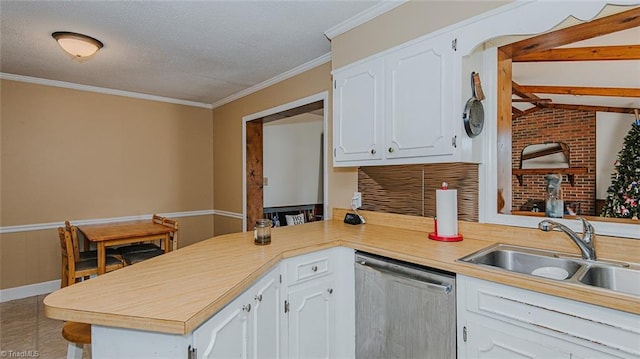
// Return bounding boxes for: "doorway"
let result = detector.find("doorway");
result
[242,92,329,231]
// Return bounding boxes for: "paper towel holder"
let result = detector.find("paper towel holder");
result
[428,217,463,242]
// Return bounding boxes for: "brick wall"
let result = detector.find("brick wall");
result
[512,108,596,215]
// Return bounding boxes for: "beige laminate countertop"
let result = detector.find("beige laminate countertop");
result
[44,210,640,335]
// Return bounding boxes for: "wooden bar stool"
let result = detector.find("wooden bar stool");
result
[62,321,91,359]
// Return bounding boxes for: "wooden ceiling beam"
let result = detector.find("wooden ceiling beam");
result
[512,81,547,117]
[501,7,640,58]
[517,85,640,97]
[513,45,640,62]
[512,107,524,117]
[545,103,638,114]
[512,81,542,100]
[512,106,544,119]
[512,98,552,103]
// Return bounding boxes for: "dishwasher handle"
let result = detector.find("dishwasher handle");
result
[356,259,452,294]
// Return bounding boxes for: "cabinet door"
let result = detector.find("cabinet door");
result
[333,58,384,164]
[192,291,253,359]
[287,277,336,359]
[461,319,570,359]
[385,34,454,159]
[251,269,282,359]
[457,276,640,359]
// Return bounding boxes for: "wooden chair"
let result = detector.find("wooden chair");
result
[162,217,179,252]
[62,321,91,359]
[58,226,121,359]
[120,215,179,265]
[152,213,165,224]
[58,227,123,287]
[64,220,119,260]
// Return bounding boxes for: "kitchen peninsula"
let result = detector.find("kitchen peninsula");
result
[44,209,639,357]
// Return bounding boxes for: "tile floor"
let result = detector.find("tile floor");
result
[1,294,91,358]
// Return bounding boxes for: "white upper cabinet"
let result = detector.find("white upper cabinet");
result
[333,58,384,164]
[333,31,464,167]
[385,33,454,160]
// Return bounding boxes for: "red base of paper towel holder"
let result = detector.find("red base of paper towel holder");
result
[428,232,463,242]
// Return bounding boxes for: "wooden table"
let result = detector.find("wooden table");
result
[80,221,176,274]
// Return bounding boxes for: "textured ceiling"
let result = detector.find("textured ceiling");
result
[0,0,379,106]
[2,2,637,111]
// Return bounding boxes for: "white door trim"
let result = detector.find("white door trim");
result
[242,92,329,231]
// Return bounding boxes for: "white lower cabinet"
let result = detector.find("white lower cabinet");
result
[192,266,281,359]
[191,291,251,359]
[281,246,355,359]
[252,270,282,358]
[457,275,640,359]
[192,246,354,359]
[285,276,336,358]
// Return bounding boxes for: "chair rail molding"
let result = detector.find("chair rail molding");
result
[212,210,244,219]
[0,210,215,235]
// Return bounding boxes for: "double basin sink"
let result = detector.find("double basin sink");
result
[458,244,640,297]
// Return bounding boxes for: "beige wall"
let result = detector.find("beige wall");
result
[331,0,510,69]
[0,79,215,289]
[212,62,358,234]
[210,1,512,235]
[1,1,515,289]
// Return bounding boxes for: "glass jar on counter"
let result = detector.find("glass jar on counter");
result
[254,219,272,245]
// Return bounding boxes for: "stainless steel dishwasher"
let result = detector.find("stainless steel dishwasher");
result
[355,251,456,359]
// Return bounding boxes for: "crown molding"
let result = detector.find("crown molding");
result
[324,0,408,40]
[211,53,331,109]
[0,73,213,109]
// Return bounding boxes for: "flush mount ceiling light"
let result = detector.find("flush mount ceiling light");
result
[52,31,103,61]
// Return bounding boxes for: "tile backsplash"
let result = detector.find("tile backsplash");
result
[358,163,479,221]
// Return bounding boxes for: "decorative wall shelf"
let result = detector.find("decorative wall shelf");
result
[512,167,587,186]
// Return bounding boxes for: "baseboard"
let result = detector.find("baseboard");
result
[0,280,61,302]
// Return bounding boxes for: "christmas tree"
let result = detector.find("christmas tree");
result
[600,119,640,219]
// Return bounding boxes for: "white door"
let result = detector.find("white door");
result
[251,270,282,359]
[192,293,252,359]
[287,277,336,359]
[333,58,384,164]
[385,34,455,159]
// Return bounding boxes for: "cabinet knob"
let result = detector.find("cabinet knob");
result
[255,294,262,302]
[311,265,318,272]
[388,147,395,153]
[243,304,251,312]
[370,149,376,155]
[327,288,333,294]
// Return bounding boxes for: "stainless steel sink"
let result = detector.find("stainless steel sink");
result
[458,244,583,280]
[578,265,640,296]
[458,244,640,297]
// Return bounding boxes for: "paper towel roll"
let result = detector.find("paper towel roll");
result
[436,189,458,236]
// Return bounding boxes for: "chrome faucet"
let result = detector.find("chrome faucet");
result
[538,217,597,261]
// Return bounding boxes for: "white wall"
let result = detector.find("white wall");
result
[596,112,636,199]
[263,113,324,208]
